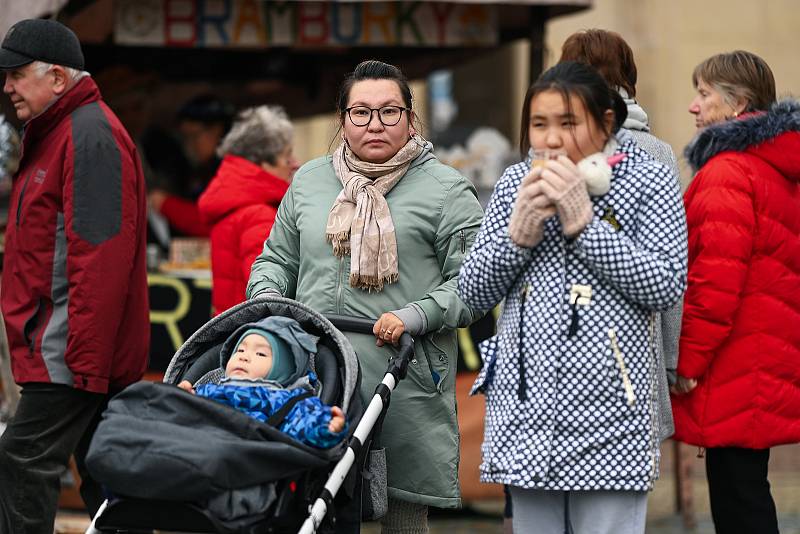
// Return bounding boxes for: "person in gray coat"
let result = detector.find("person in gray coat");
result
[559,28,683,441]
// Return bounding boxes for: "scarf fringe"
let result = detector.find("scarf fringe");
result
[349,272,399,292]
[326,232,351,257]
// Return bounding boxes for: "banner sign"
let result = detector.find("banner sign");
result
[115,0,498,48]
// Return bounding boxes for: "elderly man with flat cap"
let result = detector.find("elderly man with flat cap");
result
[0,19,149,533]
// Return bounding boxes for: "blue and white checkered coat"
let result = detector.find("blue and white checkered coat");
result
[458,138,687,491]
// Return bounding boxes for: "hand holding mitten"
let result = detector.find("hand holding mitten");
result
[508,167,557,248]
[539,156,593,238]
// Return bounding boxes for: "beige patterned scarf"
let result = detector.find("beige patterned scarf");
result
[327,136,424,291]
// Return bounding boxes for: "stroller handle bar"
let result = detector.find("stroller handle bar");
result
[324,314,414,382]
[298,315,416,534]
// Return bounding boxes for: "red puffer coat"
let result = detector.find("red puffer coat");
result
[672,100,800,449]
[198,155,289,314]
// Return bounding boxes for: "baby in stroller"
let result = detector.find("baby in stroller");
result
[177,315,347,448]
[86,302,364,533]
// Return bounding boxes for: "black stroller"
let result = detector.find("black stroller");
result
[84,296,414,533]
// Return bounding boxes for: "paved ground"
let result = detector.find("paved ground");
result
[55,442,800,533]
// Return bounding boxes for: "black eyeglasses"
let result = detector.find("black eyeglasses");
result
[345,106,410,127]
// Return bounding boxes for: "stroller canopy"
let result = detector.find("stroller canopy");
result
[164,296,360,413]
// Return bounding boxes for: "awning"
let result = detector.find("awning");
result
[0,0,591,120]
[0,0,69,36]
[110,0,591,49]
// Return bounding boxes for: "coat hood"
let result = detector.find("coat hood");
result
[685,99,800,182]
[220,315,317,386]
[198,154,290,224]
[619,89,650,132]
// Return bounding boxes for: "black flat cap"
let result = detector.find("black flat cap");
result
[0,19,84,70]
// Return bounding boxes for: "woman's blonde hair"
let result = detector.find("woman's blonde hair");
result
[692,51,776,112]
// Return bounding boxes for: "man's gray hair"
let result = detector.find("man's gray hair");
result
[217,105,293,165]
[31,60,89,83]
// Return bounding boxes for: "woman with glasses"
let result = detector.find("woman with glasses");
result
[247,60,484,533]
[458,62,687,533]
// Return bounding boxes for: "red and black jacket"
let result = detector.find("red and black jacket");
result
[1,76,150,393]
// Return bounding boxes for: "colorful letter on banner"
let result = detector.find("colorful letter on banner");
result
[114,0,497,47]
[233,0,267,43]
[164,0,196,47]
[297,2,329,45]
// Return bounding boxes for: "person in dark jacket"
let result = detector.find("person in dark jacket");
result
[148,94,234,237]
[0,19,149,533]
[672,50,799,534]
[178,316,346,448]
[198,105,298,315]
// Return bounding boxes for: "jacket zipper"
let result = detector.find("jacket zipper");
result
[336,256,345,314]
[516,284,529,401]
[459,229,466,254]
[646,313,659,483]
[16,171,33,227]
[608,328,636,406]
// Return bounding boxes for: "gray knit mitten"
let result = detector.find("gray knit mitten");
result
[539,157,593,237]
[508,168,557,248]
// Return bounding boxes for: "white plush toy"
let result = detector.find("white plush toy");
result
[577,139,626,196]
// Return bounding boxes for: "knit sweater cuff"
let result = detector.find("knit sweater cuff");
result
[390,303,427,336]
[252,287,283,299]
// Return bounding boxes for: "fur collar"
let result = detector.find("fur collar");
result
[685,99,800,171]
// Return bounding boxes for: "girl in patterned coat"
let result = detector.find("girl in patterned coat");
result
[458,62,687,533]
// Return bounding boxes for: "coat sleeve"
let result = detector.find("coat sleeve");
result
[570,160,688,311]
[160,194,211,236]
[281,396,347,449]
[407,177,485,332]
[678,158,755,378]
[239,207,277,287]
[457,166,536,312]
[246,183,299,299]
[62,109,145,390]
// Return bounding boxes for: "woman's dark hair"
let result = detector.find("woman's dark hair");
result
[336,60,413,117]
[519,61,628,157]
[559,29,638,97]
[177,94,235,132]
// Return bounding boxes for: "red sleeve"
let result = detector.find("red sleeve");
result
[678,157,756,378]
[160,195,211,236]
[238,207,277,284]
[62,108,145,390]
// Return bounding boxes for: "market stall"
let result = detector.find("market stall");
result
[1,0,594,511]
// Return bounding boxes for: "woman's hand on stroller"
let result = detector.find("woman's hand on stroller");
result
[177,380,196,394]
[373,313,405,347]
[329,406,345,433]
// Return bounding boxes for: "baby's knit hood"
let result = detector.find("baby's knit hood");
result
[220,316,318,386]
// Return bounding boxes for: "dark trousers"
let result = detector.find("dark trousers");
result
[705,447,779,534]
[0,383,110,534]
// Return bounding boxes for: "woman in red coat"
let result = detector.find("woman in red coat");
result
[672,51,800,534]
[198,106,299,314]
